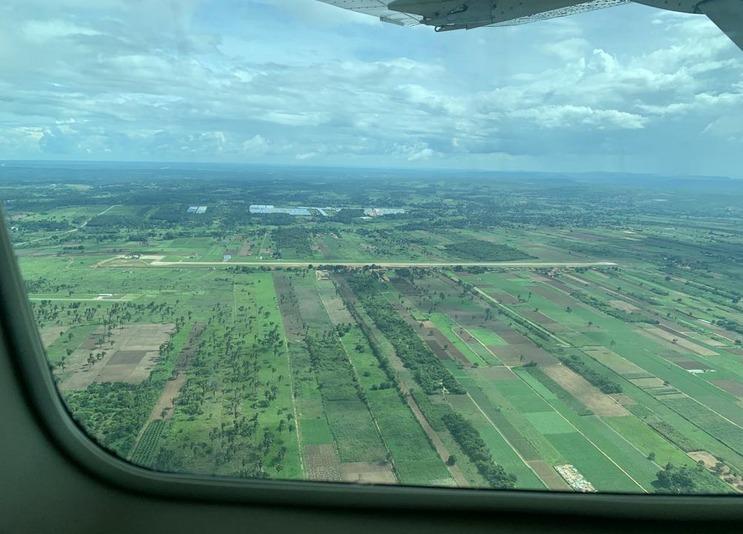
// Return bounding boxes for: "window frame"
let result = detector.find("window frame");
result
[1,211,742,520]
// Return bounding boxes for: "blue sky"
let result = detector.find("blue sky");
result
[0,0,741,177]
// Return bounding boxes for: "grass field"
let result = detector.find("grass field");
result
[8,172,743,495]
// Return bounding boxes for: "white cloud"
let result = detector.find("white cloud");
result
[23,19,101,43]
[0,0,740,175]
[510,105,647,129]
[541,38,590,61]
[241,134,269,154]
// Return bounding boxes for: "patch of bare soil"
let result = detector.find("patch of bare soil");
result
[642,327,718,357]
[129,323,206,454]
[39,326,66,348]
[427,339,448,360]
[304,444,342,482]
[485,291,517,305]
[612,394,637,406]
[340,461,397,484]
[608,299,640,313]
[273,273,305,341]
[424,329,470,367]
[238,240,252,256]
[543,364,629,416]
[59,323,175,391]
[688,451,743,492]
[676,360,711,371]
[528,460,572,491]
[317,281,354,325]
[711,380,743,397]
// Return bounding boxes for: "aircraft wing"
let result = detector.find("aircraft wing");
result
[318,0,629,30]
[320,0,743,51]
[486,0,630,28]
[697,0,743,50]
[318,0,423,26]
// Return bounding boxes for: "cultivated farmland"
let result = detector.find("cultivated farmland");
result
[5,166,743,494]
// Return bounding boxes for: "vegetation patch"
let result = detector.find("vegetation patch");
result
[65,381,160,457]
[349,274,463,395]
[441,412,517,489]
[558,354,623,394]
[571,290,659,324]
[444,240,534,262]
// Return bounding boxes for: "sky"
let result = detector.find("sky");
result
[0,0,741,177]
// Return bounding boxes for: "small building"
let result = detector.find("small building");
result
[249,204,311,216]
[363,208,406,217]
[249,204,275,214]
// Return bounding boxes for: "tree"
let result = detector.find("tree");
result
[446,455,457,466]
[648,452,656,461]
[654,463,698,494]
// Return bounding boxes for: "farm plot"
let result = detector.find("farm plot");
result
[279,273,395,482]
[275,273,335,480]
[417,317,473,367]
[57,323,175,391]
[395,269,692,491]
[540,364,628,417]
[451,362,644,492]
[446,392,547,490]
[39,325,66,348]
[388,271,641,489]
[642,327,719,357]
[428,313,494,367]
[478,368,644,491]
[304,444,342,481]
[129,420,166,466]
[320,276,453,486]
[583,346,650,379]
[662,397,743,453]
[153,272,302,480]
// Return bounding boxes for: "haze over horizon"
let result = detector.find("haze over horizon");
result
[1,0,742,177]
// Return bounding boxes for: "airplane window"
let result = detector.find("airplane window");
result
[1,0,742,496]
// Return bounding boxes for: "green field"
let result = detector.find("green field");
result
[5,170,743,495]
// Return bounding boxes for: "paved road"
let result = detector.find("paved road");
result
[146,260,617,269]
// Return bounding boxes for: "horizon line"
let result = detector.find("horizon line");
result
[0,159,740,182]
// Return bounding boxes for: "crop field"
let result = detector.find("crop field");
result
[3,166,743,494]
